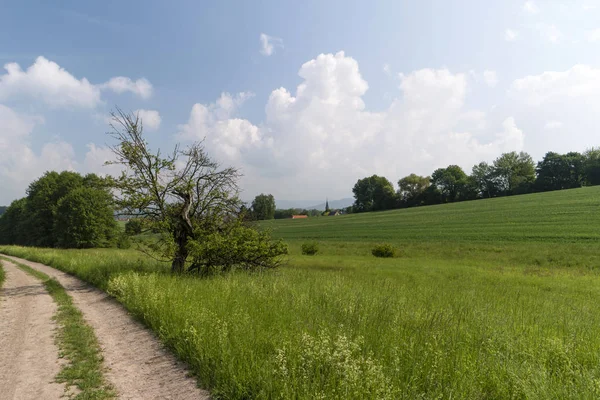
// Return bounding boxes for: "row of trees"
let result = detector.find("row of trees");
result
[246,193,322,220]
[352,149,600,212]
[0,171,118,248]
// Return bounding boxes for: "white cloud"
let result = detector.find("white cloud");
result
[101,76,153,99]
[259,33,284,56]
[483,70,498,87]
[587,28,600,42]
[0,56,101,108]
[536,24,563,43]
[178,51,525,200]
[0,105,78,202]
[505,29,519,41]
[510,64,600,106]
[523,1,539,14]
[0,56,153,109]
[135,109,161,131]
[544,120,563,130]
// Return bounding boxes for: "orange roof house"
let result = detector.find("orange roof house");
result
[291,215,308,219]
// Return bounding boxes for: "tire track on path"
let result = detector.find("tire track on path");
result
[0,261,65,400]
[2,254,210,400]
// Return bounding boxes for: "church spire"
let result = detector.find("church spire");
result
[325,197,330,212]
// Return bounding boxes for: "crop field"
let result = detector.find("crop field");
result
[3,187,600,398]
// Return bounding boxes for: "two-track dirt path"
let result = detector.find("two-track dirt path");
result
[0,260,65,400]
[1,254,210,400]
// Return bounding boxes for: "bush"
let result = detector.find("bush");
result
[371,243,395,258]
[125,219,143,235]
[301,242,319,255]
[187,220,288,276]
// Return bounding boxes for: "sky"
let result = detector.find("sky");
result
[1,0,600,205]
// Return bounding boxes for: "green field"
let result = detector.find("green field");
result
[3,187,600,398]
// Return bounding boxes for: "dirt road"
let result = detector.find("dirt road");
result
[0,260,65,400]
[1,255,210,400]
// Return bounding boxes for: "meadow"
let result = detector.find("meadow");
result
[3,186,600,398]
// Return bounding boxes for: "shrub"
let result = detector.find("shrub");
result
[116,233,132,249]
[302,242,319,255]
[187,221,288,276]
[125,219,143,235]
[371,243,395,258]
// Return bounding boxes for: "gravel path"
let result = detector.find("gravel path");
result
[1,254,210,400]
[0,260,65,400]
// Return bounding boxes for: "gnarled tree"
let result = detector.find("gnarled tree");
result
[108,109,245,273]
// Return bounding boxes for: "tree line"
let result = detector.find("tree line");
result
[0,171,119,248]
[243,193,321,220]
[351,149,600,212]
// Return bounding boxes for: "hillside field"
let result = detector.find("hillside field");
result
[3,187,600,398]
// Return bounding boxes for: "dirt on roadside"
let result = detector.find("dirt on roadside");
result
[0,261,65,400]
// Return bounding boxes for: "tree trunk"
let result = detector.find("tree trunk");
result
[170,190,194,274]
[171,230,188,273]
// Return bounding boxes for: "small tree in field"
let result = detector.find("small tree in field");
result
[107,109,286,274]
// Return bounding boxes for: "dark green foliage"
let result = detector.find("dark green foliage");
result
[397,174,430,207]
[471,161,501,198]
[54,187,118,248]
[116,233,132,249]
[125,219,143,235]
[251,193,276,220]
[0,198,28,245]
[431,165,468,202]
[493,151,535,195]
[352,175,396,212]
[0,172,116,249]
[187,219,288,276]
[301,241,319,255]
[371,243,395,258]
[536,151,585,191]
[584,148,600,186]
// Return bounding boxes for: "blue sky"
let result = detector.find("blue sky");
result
[1,0,600,205]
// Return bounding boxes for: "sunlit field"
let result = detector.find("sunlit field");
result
[4,187,600,398]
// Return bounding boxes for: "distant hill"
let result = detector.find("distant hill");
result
[274,198,354,211]
[0,206,6,216]
[307,198,354,211]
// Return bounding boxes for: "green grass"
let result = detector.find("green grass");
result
[3,187,600,398]
[0,260,4,287]
[0,257,115,399]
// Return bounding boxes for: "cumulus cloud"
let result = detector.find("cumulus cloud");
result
[505,29,519,41]
[0,56,153,108]
[483,70,498,87]
[0,56,101,108]
[0,105,78,202]
[178,51,525,200]
[510,64,600,106]
[135,109,161,131]
[259,33,284,56]
[101,77,153,99]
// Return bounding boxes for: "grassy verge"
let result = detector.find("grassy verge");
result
[0,260,4,287]
[1,256,115,399]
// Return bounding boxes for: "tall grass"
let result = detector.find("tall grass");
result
[3,187,600,398]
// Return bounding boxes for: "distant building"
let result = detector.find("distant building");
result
[328,210,341,216]
[291,215,308,219]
